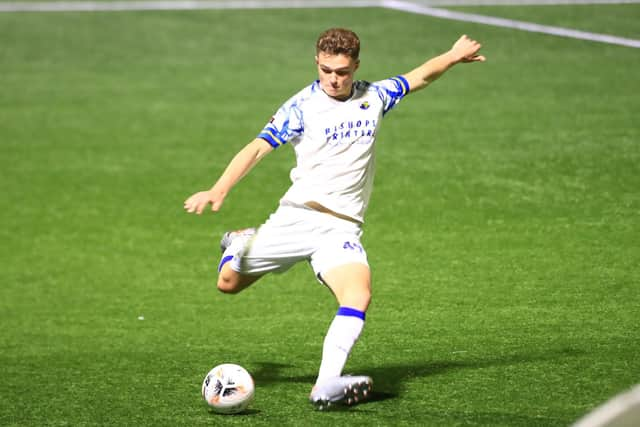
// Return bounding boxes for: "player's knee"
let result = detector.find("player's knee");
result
[352,279,372,310]
[217,275,241,294]
[365,288,372,305]
[342,286,371,312]
[217,271,261,294]
[359,289,372,311]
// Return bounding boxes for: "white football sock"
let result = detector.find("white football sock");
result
[316,307,366,383]
[218,234,251,272]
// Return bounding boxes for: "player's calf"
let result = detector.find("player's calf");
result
[217,268,261,294]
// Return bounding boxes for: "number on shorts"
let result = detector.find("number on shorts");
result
[343,241,364,253]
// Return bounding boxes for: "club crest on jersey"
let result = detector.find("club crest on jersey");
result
[359,101,370,110]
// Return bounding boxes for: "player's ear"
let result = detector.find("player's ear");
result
[315,55,319,65]
[354,59,360,72]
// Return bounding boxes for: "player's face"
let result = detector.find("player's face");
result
[315,52,359,101]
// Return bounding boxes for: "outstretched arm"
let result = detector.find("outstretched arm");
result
[184,138,274,214]
[403,35,485,94]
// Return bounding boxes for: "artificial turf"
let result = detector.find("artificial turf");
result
[1,3,639,426]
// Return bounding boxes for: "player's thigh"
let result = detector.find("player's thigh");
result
[320,262,371,312]
[311,234,371,311]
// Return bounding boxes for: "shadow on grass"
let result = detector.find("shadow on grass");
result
[251,362,310,384]
[364,347,584,397]
[206,407,262,416]
[250,362,398,406]
[251,346,584,405]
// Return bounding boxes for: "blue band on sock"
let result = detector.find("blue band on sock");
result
[218,255,234,272]
[336,306,366,321]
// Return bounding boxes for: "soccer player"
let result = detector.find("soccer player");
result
[184,28,485,409]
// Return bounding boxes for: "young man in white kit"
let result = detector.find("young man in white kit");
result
[185,28,485,410]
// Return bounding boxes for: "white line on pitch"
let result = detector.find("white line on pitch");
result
[2,0,640,12]
[384,0,640,48]
[411,0,640,4]
[0,0,638,49]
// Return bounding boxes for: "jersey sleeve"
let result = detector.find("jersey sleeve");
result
[257,94,304,148]
[372,75,410,116]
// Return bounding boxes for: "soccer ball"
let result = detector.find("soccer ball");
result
[202,363,255,414]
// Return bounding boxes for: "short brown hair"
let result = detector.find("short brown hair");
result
[316,28,360,60]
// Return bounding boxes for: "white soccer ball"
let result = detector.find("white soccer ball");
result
[202,363,255,414]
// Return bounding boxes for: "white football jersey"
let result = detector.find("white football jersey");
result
[258,76,409,223]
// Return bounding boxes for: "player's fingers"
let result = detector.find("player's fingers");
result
[467,54,486,62]
[465,40,480,53]
[184,194,200,210]
[197,196,213,214]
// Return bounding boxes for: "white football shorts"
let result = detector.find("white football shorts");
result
[229,203,368,280]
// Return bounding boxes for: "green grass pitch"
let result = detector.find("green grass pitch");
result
[1,3,639,426]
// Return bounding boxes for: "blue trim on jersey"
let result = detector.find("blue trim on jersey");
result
[257,102,305,148]
[258,133,280,148]
[258,129,285,148]
[287,104,305,134]
[336,306,366,321]
[260,135,279,148]
[394,75,410,95]
[380,75,410,117]
[218,255,234,272]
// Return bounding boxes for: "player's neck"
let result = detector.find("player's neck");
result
[332,93,351,101]
[324,85,354,102]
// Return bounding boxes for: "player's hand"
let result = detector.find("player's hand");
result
[450,35,486,63]
[184,189,226,214]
